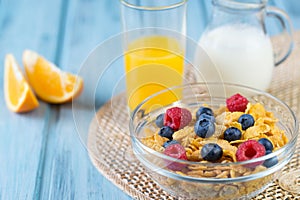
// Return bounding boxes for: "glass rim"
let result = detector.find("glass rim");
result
[120,0,188,11]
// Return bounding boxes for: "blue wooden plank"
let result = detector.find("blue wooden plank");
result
[39,0,206,199]
[44,0,297,199]
[0,0,63,199]
[38,0,132,199]
[1,0,298,199]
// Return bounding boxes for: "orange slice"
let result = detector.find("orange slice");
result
[23,50,83,104]
[4,54,39,112]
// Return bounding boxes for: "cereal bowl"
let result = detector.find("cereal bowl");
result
[129,82,298,200]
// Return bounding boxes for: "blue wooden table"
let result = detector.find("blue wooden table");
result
[0,0,299,199]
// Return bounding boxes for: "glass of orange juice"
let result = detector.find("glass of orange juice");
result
[121,0,188,112]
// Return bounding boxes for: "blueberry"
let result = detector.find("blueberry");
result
[263,150,278,168]
[258,138,273,152]
[223,127,242,142]
[263,157,278,168]
[198,113,216,123]
[163,140,179,148]
[265,150,272,154]
[196,106,214,119]
[201,143,223,162]
[194,118,215,138]
[238,114,255,130]
[155,113,165,128]
[158,126,174,140]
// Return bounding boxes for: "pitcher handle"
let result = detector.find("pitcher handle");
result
[266,6,294,66]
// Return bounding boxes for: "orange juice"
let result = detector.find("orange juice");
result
[124,35,184,111]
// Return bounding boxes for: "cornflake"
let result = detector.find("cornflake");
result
[141,101,288,199]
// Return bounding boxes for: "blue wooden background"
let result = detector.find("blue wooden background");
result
[0,0,299,199]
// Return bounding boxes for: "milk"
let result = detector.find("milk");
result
[195,24,274,91]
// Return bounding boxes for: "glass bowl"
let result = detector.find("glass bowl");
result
[129,82,298,199]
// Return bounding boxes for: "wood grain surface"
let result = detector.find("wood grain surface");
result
[0,0,299,199]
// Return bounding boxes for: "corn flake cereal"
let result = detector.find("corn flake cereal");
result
[140,100,288,198]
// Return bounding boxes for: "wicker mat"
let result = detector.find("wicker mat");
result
[87,32,300,200]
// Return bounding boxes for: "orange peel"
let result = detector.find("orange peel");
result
[4,54,39,112]
[23,50,83,104]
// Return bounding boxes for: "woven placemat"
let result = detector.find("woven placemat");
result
[87,32,300,200]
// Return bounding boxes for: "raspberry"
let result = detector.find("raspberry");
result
[163,143,187,171]
[226,93,249,112]
[236,140,266,168]
[164,107,192,131]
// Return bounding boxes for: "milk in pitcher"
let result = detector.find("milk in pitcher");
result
[196,24,274,91]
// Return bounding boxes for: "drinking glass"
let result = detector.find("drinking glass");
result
[120,0,188,112]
